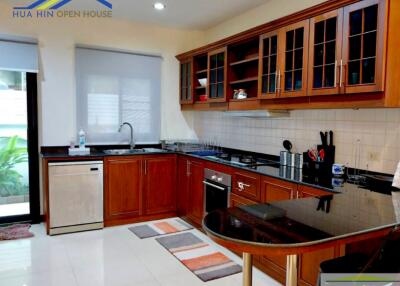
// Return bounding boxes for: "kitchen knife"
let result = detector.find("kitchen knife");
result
[329,130,334,146]
[320,132,326,146]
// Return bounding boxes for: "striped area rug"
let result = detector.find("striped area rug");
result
[156,232,242,282]
[128,219,193,239]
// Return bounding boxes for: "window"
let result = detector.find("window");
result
[75,47,161,144]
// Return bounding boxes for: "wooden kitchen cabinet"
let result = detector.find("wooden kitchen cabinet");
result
[342,0,387,94]
[104,154,178,226]
[143,155,177,215]
[259,30,281,99]
[180,59,193,104]
[207,47,228,102]
[297,184,332,198]
[104,156,143,225]
[230,193,257,207]
[279,19,310,98]
[177,156,190,216]
[257,176,297,282]
[232,170,261,201]
[308,9,344,96]
[178,0,398,109]
[177,156,205,225]
[262,176,297,202]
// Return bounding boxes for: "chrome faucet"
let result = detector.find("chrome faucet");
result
[118,122,135,149]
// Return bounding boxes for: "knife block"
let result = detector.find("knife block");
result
[303,145,335,174]
[317,145,335,165]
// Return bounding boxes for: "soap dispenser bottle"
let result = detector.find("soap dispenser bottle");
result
[78,128,86,149]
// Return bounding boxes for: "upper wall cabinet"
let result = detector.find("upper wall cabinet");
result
[177,0,395,110]
[208,47,228,102]
[342,0,387,94]
[179,59,193,104]
[308,10,344,96]
[259,30,280,99]
[258,20,310,99]
[279,20,310,98]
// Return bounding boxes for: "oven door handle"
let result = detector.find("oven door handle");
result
[203,181,226,191]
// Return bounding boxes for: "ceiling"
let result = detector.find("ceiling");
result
[6,0,269,29]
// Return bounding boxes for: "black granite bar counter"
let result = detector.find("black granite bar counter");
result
[203,185,400,247]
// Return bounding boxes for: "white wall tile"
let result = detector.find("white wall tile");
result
[192,109,400,174]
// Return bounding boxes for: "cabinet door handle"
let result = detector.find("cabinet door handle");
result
[187,161,191,176]
[276,70,281,94]
[334,60,338,88]
[237,182,250,191]
[339,59,343,88]
[144,160,147,175]
[275,71,278,93]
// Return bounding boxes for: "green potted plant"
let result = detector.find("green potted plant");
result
[0,136,28,202]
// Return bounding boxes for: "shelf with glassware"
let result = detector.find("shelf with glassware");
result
[227,37,260,102]
[193,53,209,103]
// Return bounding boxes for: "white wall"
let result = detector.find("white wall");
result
[0,2,205,146]
[205,0,326,43]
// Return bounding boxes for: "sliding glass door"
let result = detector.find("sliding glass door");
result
[0,71,39,224]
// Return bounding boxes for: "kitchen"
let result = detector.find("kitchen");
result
[0,0,399,286]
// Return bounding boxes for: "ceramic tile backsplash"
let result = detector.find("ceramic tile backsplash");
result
[192,109,400,175]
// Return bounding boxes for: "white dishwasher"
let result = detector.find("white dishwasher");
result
[48,161,103,235]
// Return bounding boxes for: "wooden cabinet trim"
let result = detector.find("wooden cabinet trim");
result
[207,47,228,103]
[308,9,344,96]
[342,0,388,94]
[258,29,281,99]
[278,19,310,98]
[179,58,194,105]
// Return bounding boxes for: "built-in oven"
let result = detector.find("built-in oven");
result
[203,168,231,215]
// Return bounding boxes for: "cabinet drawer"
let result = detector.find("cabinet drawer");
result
[230,193,257,208]
[262,176,297,203]
[298,185,332,198]
[232,170,260,201]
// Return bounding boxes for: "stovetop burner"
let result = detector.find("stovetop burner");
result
[209,153,279,168]
[216,153,231,161]
[239,155,256,164]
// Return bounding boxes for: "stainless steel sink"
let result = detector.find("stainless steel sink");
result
[103,149,145,155]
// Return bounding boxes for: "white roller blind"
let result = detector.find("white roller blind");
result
[75,47,161,145]
[0,40,38,72]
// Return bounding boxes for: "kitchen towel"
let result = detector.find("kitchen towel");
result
[129,218,193,239]
[156,232,241,282]
[393,162,400,189]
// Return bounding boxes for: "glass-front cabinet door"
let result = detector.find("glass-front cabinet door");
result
[259,31,280,98]
[179,59,193,104]
[208,47,227,102]
[279,20,310,98]
[308,10,343,96]
[342,0,387,94]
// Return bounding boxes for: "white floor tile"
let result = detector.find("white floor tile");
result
[0,270,78,286]
[0,220,280,286]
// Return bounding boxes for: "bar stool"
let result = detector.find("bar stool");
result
[318,230,400,285]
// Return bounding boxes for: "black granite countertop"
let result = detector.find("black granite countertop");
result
[203,186,400,248]
[41,146,394,195]
[41,147,173,158]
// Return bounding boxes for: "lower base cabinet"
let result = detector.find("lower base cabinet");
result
[187,158,205,225]
[104,156,142,224]
[104,155,177,226]
[143,155,177,215]
[177,156,205,226]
